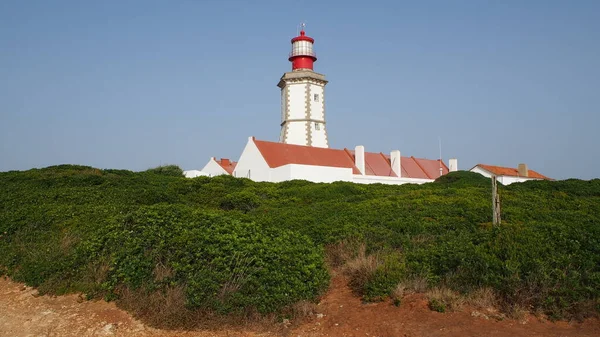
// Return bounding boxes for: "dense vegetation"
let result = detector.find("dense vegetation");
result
[0,165,598,325]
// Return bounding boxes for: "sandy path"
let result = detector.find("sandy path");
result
[0,277,269,337]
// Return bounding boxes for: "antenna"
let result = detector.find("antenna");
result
[438,136,443,177]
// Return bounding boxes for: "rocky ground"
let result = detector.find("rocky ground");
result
[1,275,598,337]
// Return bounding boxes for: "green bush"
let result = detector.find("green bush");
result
[434,170,491,187]
[363,251,405,302]
[101,205,328,314]
[0,165,598,323]
[145,165,184,177]
[220,191,261,213]
[429,298,446,312]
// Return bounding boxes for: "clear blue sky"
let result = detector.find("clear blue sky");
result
[1,0,598,179]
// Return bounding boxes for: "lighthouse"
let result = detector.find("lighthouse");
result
[278,25,329,148]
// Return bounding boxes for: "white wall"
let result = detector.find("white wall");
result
[271,164,353,183]
[270,164,436,185]
[280,86,287,124]
[497,176,541,185]
[309,122,328,148]
[290,164,353,183]
[183,170,208,178]
[352,175,432,185]
[270,165,293,182]
[200,158,229,177]
[287,83,306,120]
[284,122,308,146]
[232,138,271,182]
[307,82,327,148]
[309,84,325,121]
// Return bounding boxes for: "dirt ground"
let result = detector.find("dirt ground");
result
[1,275,598,337]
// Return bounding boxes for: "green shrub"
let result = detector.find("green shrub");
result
[100,205,328,314]
[363,251,405,302]
[145,165,184,177]
[433,170,490,188]
[0,165,598,323]
[429,298,446,312]
[220,191,261,213]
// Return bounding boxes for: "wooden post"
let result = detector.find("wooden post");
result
[492,176,501,225]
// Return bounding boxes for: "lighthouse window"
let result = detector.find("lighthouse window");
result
[314,94,319,102]
[315,122,320,130]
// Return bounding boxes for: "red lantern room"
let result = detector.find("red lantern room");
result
[289,25,317,71]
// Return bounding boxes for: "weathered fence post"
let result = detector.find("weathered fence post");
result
[492,176,501,225]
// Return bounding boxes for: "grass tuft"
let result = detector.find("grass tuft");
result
[427,287,464,312]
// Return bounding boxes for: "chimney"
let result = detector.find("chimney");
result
[518,163,528,177]
[355,145,365,175]
[449,158,458,172]
[390,150,401,177]
[221,158,230,166]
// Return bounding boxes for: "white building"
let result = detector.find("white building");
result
[190,26,458,185]
[199,157,237,177]
[279,28,329,148]
[470,163,551,185]
[229,137,455,185]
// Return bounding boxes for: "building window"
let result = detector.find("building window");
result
[315,122,320,130]
[314,93,319,102]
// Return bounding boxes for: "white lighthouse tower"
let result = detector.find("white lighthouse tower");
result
[278,25,329,148]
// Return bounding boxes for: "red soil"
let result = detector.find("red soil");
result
[1,275,598,337]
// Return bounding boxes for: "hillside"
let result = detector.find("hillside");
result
[0,165,599,328]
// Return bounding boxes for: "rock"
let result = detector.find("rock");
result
[98,323,115,336]
[471,310,489,320]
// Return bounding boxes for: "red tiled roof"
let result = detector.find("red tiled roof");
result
[254,139,361,174]
[216,158,237,174]
[346,150,397,176]
[366,152,397,176]
[379,153,449,179]
[254,139,447,179]
[476,164,550,180]
[412,156,449,179]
